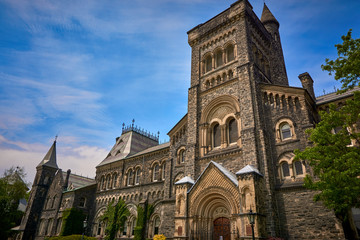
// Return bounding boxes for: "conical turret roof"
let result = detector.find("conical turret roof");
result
[37,140,58,169]
[261,3,279,26]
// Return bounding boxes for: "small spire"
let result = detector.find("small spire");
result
[261,3,279,26]
[132,119,135,128]
[37,140,58,169]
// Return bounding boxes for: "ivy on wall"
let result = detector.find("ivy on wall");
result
[60,208,86,236]
[101,199,129,240]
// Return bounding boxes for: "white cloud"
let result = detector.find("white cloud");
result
[0,135,109,184]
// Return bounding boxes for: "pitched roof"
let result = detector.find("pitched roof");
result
[316,87,359,105]
[63,172,95,191]
[97,130,165,167]
[260,3,279,26]
[37,141,58,169]
[189,161,238,193]
[236,165,263,176]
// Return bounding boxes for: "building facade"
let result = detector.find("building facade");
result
[18,1,358,239]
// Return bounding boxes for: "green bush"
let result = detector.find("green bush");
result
[48,235,96,240]
[134,226,143,240]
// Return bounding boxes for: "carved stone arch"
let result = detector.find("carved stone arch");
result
[275,117,296,142]
[190,186,239,217]
[200,95,240,125]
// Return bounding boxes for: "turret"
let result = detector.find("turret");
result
[261,3,279,39]
[19,140,59,240]
[261,3,288,86]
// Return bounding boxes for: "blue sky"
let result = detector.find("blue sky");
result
[0,0,359,183]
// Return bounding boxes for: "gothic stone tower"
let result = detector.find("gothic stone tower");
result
[19,141,59,240]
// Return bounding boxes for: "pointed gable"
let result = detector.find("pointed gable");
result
[37,141,58,169]
[189,161,238,194]
[260,3,279,26]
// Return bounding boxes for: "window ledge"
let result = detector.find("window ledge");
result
[275,138,299,146]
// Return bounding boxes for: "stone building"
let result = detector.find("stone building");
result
[18,1,358,239]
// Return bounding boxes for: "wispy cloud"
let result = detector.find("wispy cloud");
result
[0,134,109,183]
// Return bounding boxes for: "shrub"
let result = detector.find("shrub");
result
[153,234,166,240]
[48,235,97,240]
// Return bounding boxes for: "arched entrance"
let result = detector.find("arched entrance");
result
[213,217,230,240]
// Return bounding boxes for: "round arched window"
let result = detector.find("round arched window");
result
[228,119,238,143]
[280,123,292,140]
[213,123,221,148]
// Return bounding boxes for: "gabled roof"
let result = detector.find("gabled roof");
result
[175,176,194,185]
[63,172,95,192]
[37,141,58,169]
[189,161,238,193]
[236,165,263,176]
[261,3,279,26]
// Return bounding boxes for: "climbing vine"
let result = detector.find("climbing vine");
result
[101,199,129,240]
[60,208,86,236]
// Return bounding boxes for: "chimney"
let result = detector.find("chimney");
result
[63,169,71,190]
[298,72,316,100]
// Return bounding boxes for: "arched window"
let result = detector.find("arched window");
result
[293,161,304,176]
[100,176,105,190]
[162,164,166,180]
[226,44,235,62]
[213,123,221,148]
[56,218,62,235]
[51,195,56,209]
[106,175,111,189]
[215,50,223,68]
[47,218,53,236]
[127,170,133,186]
[112,173,118,188]
[179,149,185,163]
[280,123,292,140]
[131,218,136,236]
[228,118,238,144]
[154,217,160,235]
[122,219,128,236]
[280,162,290,179]
[135,168,141,185]
[205,55,212,72]
[153,164,160,182]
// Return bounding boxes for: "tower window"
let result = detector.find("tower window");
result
[228,119,238,144]
[281,162,290,179]
[215,50,223,68]
[213,123,221,148]
[205,55,212,72]
[226,44,235,62]
[280,123,292,140]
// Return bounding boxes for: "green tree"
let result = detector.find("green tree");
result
[0,166,29,239]
[322,29,360,91]
[296,30,360,239]
[101,198,129,240]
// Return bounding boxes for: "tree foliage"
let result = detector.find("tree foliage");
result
[322,29,360,91]
[0,166,29,239]
[101,198,129,240]
[295,93,360,217]
[297,29,360,239]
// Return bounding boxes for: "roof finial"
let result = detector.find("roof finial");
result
[122,122,125,130]
[54,135,58,142]
[132,119,135,128]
